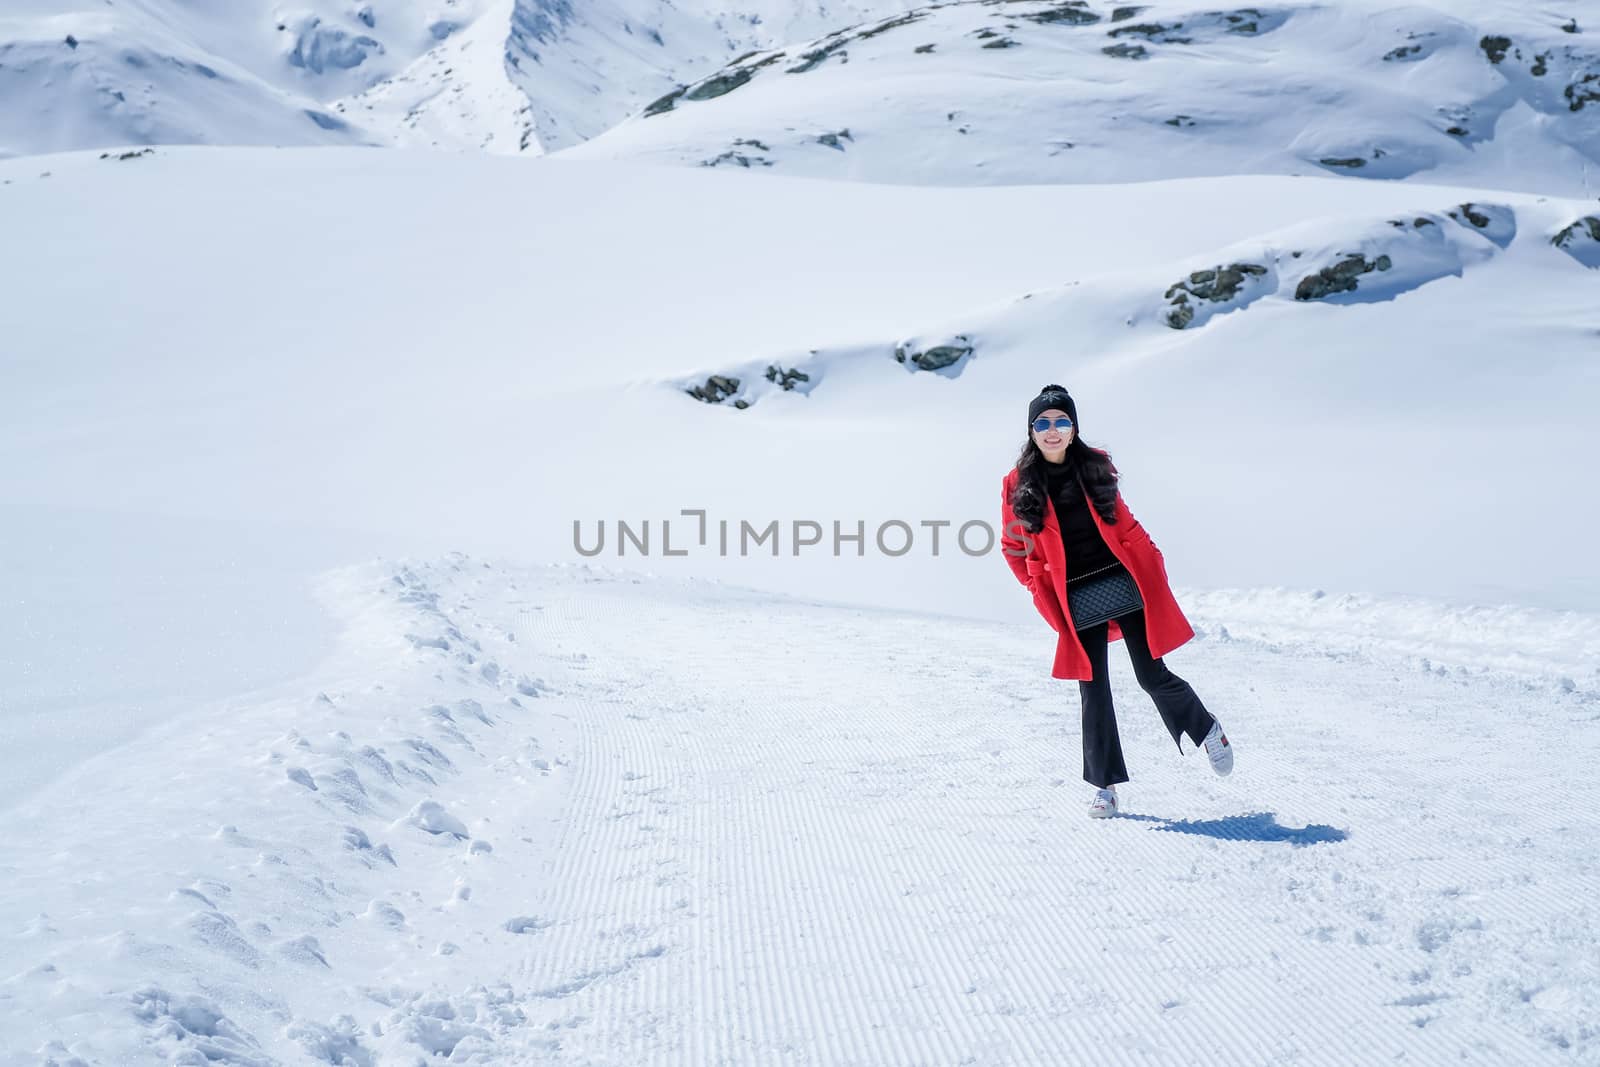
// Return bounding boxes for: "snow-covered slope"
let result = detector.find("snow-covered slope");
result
[5,147,1594,626]
[4,556,1597,1063]
[0,0,922,157]
[0,0,512,157]
[560,0,1600,195]
[494,0,924,153]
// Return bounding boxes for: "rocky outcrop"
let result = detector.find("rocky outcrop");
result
[685,51,787,102]
[1567,72,1600,112]
[643,86,688,118]
[685,374,747,407]
[894,336,973,371]
[1021,3,1102,27]
[1294,254,1392,300]
[765,364,811,390]
[702,149,772,168]
[1107,22,1192,44]
[1553,216,1600,249]
[1552,216,1600,266]
[1163,263,1268,328]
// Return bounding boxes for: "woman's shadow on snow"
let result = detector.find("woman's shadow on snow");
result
[1115,811,1348,846]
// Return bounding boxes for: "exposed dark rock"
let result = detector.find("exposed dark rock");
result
[857,11,925,40]
[914,43,936,53]
[685,67,756,102]
[765,364,811,390]
[64,34,79,49]
[1215,9,1271,34]
[732,137,770,151]
[1165,114,1195,127]
[1162,263,1268,328]
[1319,156,1366,168]
[1107,22,1191,43]
[1446,125,1469,136]
[1552,217,1600,248]
[687,375,743,405]
[1383,44,1421,61]
[789,38,850,73]
[1021,4,1103,26]
[1567,73,1600,111]
[1102,42,1149,59]
[99,148,155,161]
[715,151,771,167]
[643,86,687,117]
[1413,217,1436,228]
[1294,254,1392,300]
[701,150,773,168]
[817,129,853,149]
[894,337,973,371]
[1110,6,1147,21]
[1479,35,1512,64]
[982,36,1019,48]
[1451,203,1491,229]
[1562,19,1580,34]
[1531,51,1550,76]
[974,27,1002,39]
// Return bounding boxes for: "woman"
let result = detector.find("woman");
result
[1000,384,1233,818]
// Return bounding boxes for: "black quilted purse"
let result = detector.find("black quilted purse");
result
[1065,562,1143,630]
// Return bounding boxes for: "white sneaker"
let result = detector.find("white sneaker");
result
[1088,786,1118,818]
[1202,719,1234,776]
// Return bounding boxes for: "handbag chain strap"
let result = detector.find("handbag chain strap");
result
[1065,560,1126,586]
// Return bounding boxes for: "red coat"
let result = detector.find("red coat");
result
[1000,455,1194,680]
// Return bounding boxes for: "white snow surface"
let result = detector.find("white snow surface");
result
[3,556,1598,1064]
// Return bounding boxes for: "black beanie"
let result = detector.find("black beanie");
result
[1027,384,1077,429]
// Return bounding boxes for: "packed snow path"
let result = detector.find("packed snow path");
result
[4,557,1597,1064]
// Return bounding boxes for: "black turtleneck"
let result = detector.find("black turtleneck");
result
[1039,457,1123,580]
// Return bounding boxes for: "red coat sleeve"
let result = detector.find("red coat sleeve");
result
[1000,476,1035,588]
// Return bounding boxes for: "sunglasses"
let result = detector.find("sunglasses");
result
[1032,417,1074,433]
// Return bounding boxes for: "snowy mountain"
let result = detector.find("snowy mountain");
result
[0,0,495,156]
[0,0,920,157]
[561,0,1600,194]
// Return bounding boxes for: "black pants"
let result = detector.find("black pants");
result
[1077,608,1216,788]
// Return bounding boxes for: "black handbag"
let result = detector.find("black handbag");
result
[1065,562,1143,630]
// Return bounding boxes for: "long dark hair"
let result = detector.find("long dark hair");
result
[1010,423,1119,533]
